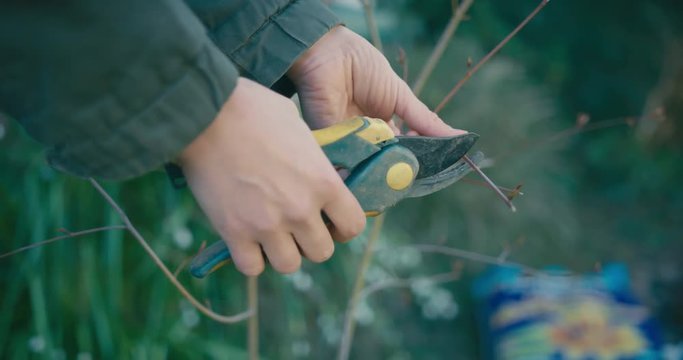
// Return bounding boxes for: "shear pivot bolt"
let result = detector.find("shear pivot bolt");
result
[386,162,414,191]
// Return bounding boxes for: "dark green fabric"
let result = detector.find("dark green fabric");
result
[0,1,238,180]
[187,0,341,88]
[0,0,340,180]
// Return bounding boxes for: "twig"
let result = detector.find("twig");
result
[497,235,525,263]
[460,178,524,196]
[434,0,550,113]
[88,178,251,324]
[506,184,524,201]
[359,271,460,300]
[360,0,383,52]
[395,48,410,131]
[338,214,385,360]
[536,117,634,147]
[412,0,476,96]
[248,276,259,360]
[397,47,409,83]
[173,257,191,278]
[475,114,638,207]
[499,116,635,161]
[0,225,126,260]
[408,243,541,275]
[463,156,516,212]
[337,2,386,357]
[497,244,511,263]
[425,0,550,211]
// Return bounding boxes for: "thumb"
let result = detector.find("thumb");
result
[394,80,467,137]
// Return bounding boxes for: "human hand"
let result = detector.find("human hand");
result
[287,26,466,136]
[179,78,366,276]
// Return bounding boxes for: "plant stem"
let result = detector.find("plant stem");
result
[460,178,523,195]
[498,116,634,161]
[173,257,190,278]
[435,0,550,113]
[0,225,126,259]
[359,271,460,300]
[463,156,517,212]
[248,276,259,360]
[398,47,409,82]
[412,0,475,96]
[338,214,385,360]
[361,0,383,52]
[337,2,387,358]
[409,244,541,275]
[88,178,252,324]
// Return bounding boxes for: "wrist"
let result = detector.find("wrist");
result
[287,25,345,83]
[178,77,247,166]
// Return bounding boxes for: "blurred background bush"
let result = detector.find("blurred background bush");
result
[1,0,682,358]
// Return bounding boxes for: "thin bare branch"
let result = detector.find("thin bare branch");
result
[538,117,633,147]
[395,48,410,132]
[412,0,475,96]
[360,0,383,51]
[88,178,251,324]
[463,156,517,212]
[497,115,638,161]
[338,3,386,355]
[338,214,385,360]
[408,243,542,275]
[506,184,524,201]
[397,47,409,83]
[435,0,550,113]
[498,235,526,263]
[497,245,511,263]
[248,276,259,360]
[360,271,460,300]
[460,178,524,196]
[426,1,550,212]
[173,257,191,278]
[0,225,126,260]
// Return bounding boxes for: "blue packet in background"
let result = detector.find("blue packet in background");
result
[473,263,663,359]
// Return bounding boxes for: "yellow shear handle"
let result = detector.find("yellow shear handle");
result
[312,116,395,146]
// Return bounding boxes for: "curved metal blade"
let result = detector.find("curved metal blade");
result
[407,151,485,198]
[396,133,479,179]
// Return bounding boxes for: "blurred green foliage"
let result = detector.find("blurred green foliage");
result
[1,1,682,359]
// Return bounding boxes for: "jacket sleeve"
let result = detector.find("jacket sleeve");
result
[0,1,239,180]
[186,0,341,90]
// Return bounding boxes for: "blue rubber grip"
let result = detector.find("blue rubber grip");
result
[189,241,231,278]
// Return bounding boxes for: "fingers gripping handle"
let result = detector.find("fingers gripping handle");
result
[189,117,407,278]
[189,144,419,278]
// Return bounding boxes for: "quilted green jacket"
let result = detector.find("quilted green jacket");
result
[0,0,339,179]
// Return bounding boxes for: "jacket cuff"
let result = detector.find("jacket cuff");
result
[47,43,238,180]
[206,0,341,87]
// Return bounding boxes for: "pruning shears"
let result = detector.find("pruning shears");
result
[189,116,480,278]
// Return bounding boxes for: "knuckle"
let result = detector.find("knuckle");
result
[221,222,247,239]
[287,202,315,224]
[273,255,302,274]
[219,215,253,239]
[214,217,233,235]
[249,214,282,234]
[226,211,286,236]
[316,170,343,192]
